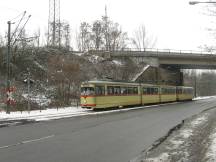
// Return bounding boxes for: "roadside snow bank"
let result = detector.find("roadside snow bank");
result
[205,128,216,161]
[146,153,169,162]
[0,107,87,121]
[132,111,211,162]
[193,96,216,101]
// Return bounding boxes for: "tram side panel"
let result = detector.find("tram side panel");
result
[93,85,141,109]
[160,86,177,103]
[177,87,194,101]
[141,86,160,105]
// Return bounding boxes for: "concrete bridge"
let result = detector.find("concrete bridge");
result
[89,49,216,69]
[88,49,216,85]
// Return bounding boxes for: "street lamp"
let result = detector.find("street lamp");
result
[189,1,216,5]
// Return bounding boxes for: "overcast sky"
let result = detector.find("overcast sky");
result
[0,0,215,50]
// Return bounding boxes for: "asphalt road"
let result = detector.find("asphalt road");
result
[0,98,216,162]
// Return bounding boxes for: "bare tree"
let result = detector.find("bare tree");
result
[76,22,91,51]
[48,55,81,106]
[57,21,71,50]
[0,35,4,47]
[91,20,103,50]
[131,25,157,50]
[101,17,128,51]
[108,22,128,50]
[76,17,129,51]
[196,4,216,52]
[198,71,216,96]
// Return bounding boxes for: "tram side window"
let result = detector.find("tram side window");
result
[126,87,138,95]
[107,86,121,95]
[81,87,94,95]
[189,89,193,94]
[142,87,150,95]
[143,87,148,94]
[167,88,172,94]
[107,86,114,95]
[149,88,158,95]
[161,88,167,94]
[172,88,176,94]
[95,86,105,95]
[121,87,127,95]
[143,87,158,95]
[177,88,183,94]
[147,88,151,94]
[127,87,134,95]
[114,86,121,95]
[134,87,138,94]
[168,88,175,94]
[184,88,193,94]
[162,88,176,94]
[153,88,158,94]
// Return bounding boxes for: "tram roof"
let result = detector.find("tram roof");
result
[81,80,187,88]
[82,80,140,86]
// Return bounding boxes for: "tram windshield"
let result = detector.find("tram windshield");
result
[81,87,94,95]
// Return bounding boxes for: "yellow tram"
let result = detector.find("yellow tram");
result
[80,80,194,110]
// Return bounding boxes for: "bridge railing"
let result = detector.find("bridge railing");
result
[88,48,215,55]
[139,48,214,55]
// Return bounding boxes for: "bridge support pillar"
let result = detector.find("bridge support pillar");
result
[135,66,183,86]
[179,71,184,86]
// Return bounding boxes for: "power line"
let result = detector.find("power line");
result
[12,14,31,47]
[9,11,26,22]
[11,11,27,42]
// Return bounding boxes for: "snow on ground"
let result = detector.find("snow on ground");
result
[33,61,47,71]
[133,113,209,162]
[193,96,216,101]
[191,116,207,126]
[0,106,87,121]
[144,153,169,162]
[205,128,216,161]
[179,129,193,138]
[73,52,85,56]
[112,60,123,66]
[87,55,104,63]
[159,114,208,159]
[22,94,51,106]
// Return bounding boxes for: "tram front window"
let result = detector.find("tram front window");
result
[81,87,94,95]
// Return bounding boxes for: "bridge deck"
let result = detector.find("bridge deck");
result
[89,49,216,69]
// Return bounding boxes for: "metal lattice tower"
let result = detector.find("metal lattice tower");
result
[48,0,61,47]
[104,5,109,50]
